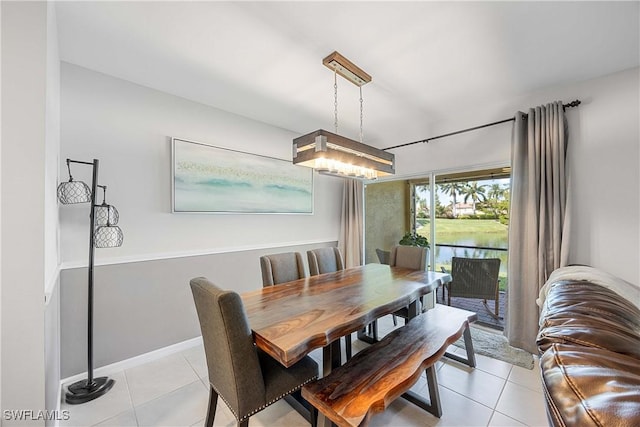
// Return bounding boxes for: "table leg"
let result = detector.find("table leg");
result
[284,391,315,424]
[285,340,342,426]
[357,299,420,344]
[407,300,419,319]
[322,340,342,376]
[357,322,378,344]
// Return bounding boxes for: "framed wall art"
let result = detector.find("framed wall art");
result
[171,137,313,213]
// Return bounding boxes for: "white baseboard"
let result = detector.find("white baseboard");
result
[59,336,203,388]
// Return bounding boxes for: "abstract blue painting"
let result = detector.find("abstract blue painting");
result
[172,138,313,213]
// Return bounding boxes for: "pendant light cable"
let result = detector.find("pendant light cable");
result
[359,86,364,143]
[334,68,339,134]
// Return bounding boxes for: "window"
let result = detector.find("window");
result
[412,167,510,284]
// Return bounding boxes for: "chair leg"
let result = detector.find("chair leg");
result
[447,285,451,306]
[206,386,218,427]
[392,315,398,326]
[309,405,318,427]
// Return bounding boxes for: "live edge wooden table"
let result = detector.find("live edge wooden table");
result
[242,263,450,371]
[241,264,451,426]
[241,263,451,425]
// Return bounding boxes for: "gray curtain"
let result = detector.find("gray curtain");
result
[506,101,571,353]
[338,179,364,268]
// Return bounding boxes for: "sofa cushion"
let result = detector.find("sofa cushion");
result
[537,281,640,358]
[540,343,640,427]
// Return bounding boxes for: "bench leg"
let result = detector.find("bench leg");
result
[426,366,442,417]
[443,324,476,368]
[401,366,442,418]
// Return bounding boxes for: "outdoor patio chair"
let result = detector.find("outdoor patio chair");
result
[445,257,501,318]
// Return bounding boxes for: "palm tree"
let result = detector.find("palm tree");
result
[487,183,506,201]
[438,182,465,218]
[462,182,487,215]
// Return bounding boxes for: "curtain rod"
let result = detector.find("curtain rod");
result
[382,99,581,151]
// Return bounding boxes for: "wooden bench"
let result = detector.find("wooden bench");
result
[302,304,477,427]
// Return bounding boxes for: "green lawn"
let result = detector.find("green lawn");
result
[417,218,508,235]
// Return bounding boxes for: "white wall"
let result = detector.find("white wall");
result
[58,63,344,377]
[1,0,3,418]
[45,1,60,296]
[393,67,640,285]
[60,63,343,266]
[44,2,61,421]
[1,1,47,422]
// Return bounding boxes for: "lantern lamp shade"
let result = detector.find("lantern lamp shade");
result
[293,129,395,180]
[95,204,119,226]
[57,180,92,204]
[94,225,124,248]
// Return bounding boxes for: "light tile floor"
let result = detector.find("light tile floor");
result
[61,316,549,427]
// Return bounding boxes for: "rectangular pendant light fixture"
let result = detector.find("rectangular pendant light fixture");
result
[293,130,395,179]
[293,51,395,180]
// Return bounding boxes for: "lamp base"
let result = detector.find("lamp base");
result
[65,377,115,404]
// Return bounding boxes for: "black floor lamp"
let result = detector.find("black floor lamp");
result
[57,158,124,404]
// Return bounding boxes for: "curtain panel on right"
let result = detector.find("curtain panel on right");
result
[506,101,571,353]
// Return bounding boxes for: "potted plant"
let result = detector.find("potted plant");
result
[399,232,429,247]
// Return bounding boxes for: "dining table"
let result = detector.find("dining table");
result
[241,263,451,374]
[241,263,451,426]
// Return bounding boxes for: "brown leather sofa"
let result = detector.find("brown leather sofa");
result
[537,272,640,427]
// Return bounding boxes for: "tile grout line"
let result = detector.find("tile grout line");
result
[132,379,209,425]
[489,368,536,427]
[436,359,513,414]
[182,352,205,382]
[123,369,141,427]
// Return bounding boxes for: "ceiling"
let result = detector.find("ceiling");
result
[55,1,639,148]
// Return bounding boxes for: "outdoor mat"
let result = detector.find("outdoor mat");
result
[453,326,535,370]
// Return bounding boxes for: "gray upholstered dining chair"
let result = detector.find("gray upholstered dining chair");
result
[389,245,429,325]
[307,247,344,276]
[389,245,428,271]
[190,277,318,427]
[260,252,306,287]
[376,248,390,265]
[306,247,352,361]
